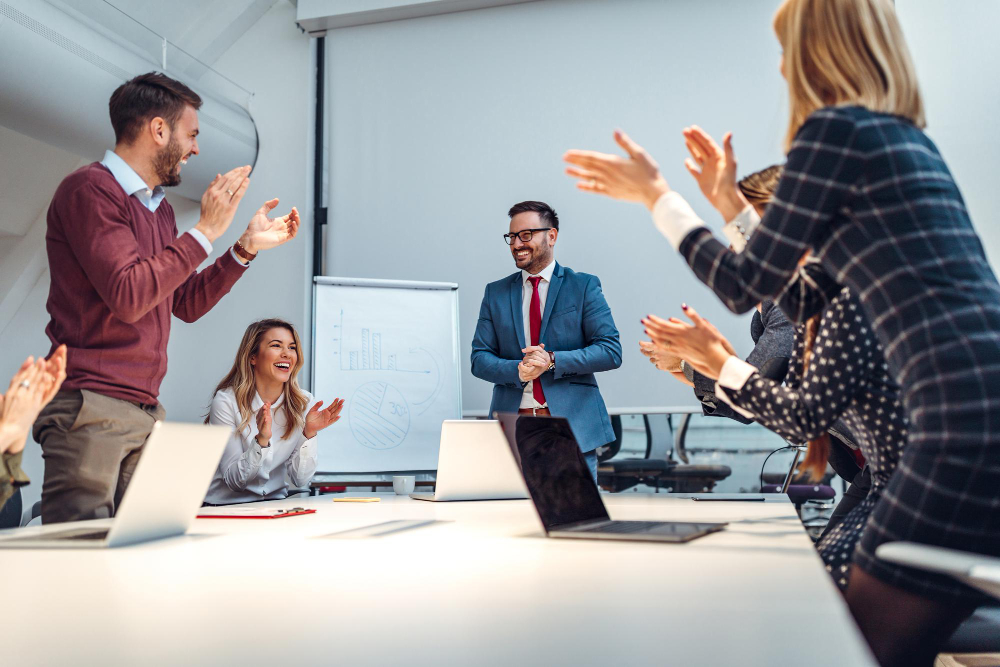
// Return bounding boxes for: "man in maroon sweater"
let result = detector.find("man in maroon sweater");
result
[33,72,300,524]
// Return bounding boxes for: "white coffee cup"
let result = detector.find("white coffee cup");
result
[392,475,416,495]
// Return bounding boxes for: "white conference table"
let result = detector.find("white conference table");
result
[4,493,876,666]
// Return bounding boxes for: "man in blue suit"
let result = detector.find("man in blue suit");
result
[471,201,622,480]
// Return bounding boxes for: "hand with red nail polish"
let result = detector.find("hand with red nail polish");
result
[641,305,737,380]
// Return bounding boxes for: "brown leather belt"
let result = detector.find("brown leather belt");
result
[518,407,551,416]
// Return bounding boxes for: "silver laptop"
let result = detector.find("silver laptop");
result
[0,421,229,548]
[410,419,529,502]
[496,413,727,542]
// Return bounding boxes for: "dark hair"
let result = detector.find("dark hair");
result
[109,72,202,145]
[737,164,783,209]
[508,200,559,230]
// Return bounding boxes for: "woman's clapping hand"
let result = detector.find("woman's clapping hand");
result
[303,398,345,439]
[641,306,736,380]
[564,130,671,210]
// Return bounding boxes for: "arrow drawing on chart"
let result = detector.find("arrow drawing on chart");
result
[409,346,443,415]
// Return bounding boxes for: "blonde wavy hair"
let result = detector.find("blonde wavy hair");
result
[774,0,925,151]
[206,318,308,438]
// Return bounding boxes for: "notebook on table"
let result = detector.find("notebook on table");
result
[197,507,316,519]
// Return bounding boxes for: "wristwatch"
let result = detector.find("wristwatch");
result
[233,239,257,263]
[547,351,555,372]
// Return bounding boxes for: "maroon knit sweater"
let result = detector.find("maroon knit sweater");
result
[44,162,247,406]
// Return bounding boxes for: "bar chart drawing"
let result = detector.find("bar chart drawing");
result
[331,310,432,376]
[313,279,462,472]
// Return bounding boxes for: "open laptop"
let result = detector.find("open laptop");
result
[410,420,529,502]
[0,421,229,548]
[496,413,727,542]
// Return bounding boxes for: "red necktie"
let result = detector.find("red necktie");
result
[528,276,546,406]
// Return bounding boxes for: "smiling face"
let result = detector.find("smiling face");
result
[250,327,298,386]
[152,104,200,187]
[509,211,557,274]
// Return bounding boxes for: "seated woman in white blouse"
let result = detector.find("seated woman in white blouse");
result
[204,318,343,505]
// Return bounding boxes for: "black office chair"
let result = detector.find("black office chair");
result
[598,413,732,492]
[598,413,674,492]
[656,413,732,492]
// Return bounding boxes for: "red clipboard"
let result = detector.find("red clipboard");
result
[197,508,317,519]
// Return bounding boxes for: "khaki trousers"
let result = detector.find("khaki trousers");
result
[33,389,165,525]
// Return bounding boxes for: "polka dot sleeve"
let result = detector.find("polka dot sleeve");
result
[722,292,880,443]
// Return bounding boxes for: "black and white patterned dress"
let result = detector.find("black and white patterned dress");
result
[720,285,907,590]
[679,105,1000,602]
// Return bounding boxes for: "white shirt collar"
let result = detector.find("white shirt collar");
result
[100,150,165,211]
[521,258,556,286]
[251,390,286,412]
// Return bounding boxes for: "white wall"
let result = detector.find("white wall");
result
[322,0,1000,413]
[324,0,789,413]
[0,0,314,516]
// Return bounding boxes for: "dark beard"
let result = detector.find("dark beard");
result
[152,135,185,187]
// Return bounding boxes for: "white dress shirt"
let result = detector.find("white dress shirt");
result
[519,258,556,409]
[204,387,319,505]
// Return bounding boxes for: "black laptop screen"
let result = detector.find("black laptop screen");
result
[496,413,610,530]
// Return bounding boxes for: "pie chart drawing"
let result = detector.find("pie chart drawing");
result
[349,381,410,450]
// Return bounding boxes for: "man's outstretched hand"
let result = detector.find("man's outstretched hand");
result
[239,199,300,254]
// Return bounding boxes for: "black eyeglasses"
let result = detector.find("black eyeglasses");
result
[503,228,553,245]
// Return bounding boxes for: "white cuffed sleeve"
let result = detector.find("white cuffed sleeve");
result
[713,356,759,419]
[184,227,213,254]
[650,191,707,249]
[721,206,761,253]
[287,434,318,487]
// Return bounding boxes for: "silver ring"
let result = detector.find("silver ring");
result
[19,380,29,389]
[226,189,234,196]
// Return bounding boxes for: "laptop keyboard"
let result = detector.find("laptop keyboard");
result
[575,521,666,534]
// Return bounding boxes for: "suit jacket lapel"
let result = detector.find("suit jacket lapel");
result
[509,273,526,349]
[538,262,564,343]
